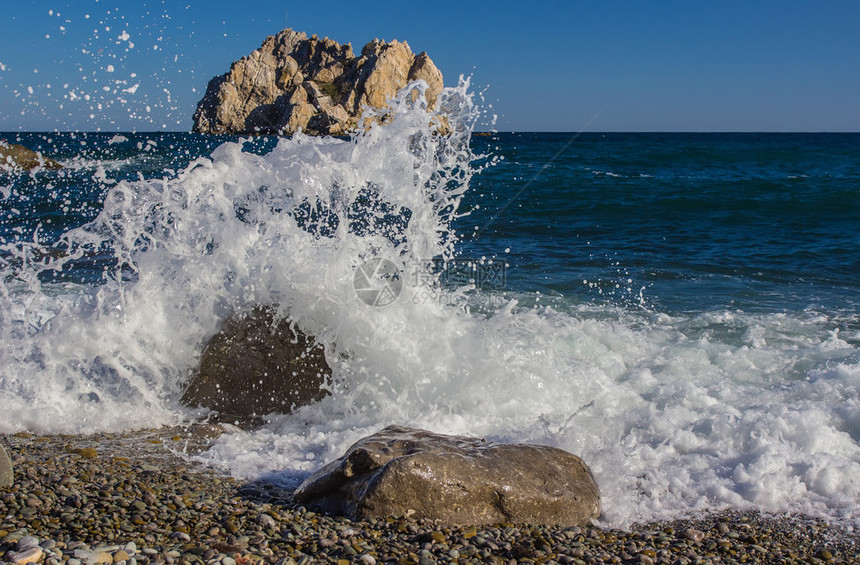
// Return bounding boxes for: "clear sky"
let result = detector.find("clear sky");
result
[1,0,858,132]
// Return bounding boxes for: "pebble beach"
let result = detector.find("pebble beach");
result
[1,428,857,565]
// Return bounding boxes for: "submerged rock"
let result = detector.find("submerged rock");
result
[181,306,330,425]
[192,29,444,136]
[0,141,62,171]
[294,425,601,526]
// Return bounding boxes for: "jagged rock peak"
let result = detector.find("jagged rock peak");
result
[192,28,444,136]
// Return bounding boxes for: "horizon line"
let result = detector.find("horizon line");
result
[3,130,860,136]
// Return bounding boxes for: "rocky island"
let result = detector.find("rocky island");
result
[0,141,63,172]
[192,29,444,136]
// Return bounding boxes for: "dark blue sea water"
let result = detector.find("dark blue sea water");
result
[4,131,858,316]
[2,121,859,527]
[464,132,860,316]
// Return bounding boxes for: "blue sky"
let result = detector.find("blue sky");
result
[1,0,858,132]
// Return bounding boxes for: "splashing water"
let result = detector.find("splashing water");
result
[0,77,481,430]
[2,79,860,529]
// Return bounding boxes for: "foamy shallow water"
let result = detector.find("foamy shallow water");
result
[192,303,860,529]
[1,80,858,529]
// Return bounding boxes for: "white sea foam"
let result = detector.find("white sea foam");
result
[192,304,860,528]
[1,79,858,529]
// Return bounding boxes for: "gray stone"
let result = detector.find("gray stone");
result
[181,306,330,426]
[0,443,13,487]
[192,29,444,136]
[16,536,40,550]
[294,425,600,526]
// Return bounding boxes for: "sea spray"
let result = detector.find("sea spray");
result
[0,77,484,433]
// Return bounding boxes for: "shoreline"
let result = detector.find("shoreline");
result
[1,428,857,564]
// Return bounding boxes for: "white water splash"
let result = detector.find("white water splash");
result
[0,78,482,433]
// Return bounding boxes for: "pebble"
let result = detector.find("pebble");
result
[0,429,858,565]
[89,551,114,564]
[16,536,40,550]
[682,527,705,542]
[255,513,276,529]
[9,547,43,564]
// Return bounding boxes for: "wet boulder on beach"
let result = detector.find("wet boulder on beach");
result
[181,306,330,426]
[294,425,601,526]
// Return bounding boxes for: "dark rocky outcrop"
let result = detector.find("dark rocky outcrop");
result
[181,307,330,425]
[294,425,601,526]
[0,141,62,171]
[192,29,443,136]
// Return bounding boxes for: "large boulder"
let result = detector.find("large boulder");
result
[181,307,330,425]
[192,29,444,136]
[0,141,62,171]
[293,425,601,526]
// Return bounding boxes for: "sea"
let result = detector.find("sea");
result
[1,81,859,529]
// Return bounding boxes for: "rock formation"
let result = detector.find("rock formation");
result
[192,29,443,136]
[0,141,62,171]
[294,425,601,526]
[181,307,330,426]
